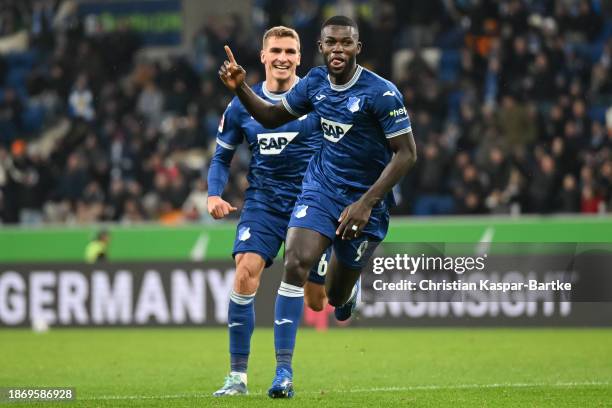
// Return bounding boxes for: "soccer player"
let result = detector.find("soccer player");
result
[208,26,330,397]
[219,16,417,398]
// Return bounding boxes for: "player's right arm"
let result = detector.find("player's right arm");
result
[219,45,297,128]
[207,100,241,219]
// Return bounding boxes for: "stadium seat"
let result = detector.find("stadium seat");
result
[0,120,17,146]
[6,67,29,89]
[5,50,38,69]
[21,104,46,133]
[439,49,460,83]
[447,90,464,123]
[436,27,466,50]
[589,106,607,123]
[597,21,612,43]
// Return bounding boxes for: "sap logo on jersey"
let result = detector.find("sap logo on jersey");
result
[257,132,298,155]
[321,118,352,143]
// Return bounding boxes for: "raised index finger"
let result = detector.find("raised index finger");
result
[224,45,236,64]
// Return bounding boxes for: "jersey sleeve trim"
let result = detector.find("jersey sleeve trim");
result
[216,137,237,150]
[281,97,302,118]
[385,127,412,139]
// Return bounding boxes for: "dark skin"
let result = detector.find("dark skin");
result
[219,25,417,304]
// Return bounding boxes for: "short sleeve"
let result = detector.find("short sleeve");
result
[282,70,314,117]
[371,86,412,139]
[216,98,244,150]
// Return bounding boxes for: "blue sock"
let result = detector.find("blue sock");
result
[274,282,304,374]
[228,290,256,374]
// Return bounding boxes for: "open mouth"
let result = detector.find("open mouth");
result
[272,64,290,71]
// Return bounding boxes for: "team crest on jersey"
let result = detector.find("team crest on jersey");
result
[347,96,361,113]
[238,227,251,241]
[295,205,308,218]
[321,118,352,143]
[257,132,299,155]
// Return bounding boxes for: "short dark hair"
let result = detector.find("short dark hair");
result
[322,15,359,33]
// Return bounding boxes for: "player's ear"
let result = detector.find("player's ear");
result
[260,49,265,64]
[297,51,301,66]
[356,41,362,55]
[317,40,323,53]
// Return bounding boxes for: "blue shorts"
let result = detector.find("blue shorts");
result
[287,189,389,269]
[233,206,329,284]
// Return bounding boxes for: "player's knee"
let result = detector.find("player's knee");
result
[283,253,310,284]
[234,260,264,294]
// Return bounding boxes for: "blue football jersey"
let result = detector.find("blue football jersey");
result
[281,65,412,207]
[216,80,322,214]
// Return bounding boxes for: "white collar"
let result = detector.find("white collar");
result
[262,76,300,101]
[327,65,363,92]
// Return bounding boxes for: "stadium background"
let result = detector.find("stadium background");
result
[1,0,611,406]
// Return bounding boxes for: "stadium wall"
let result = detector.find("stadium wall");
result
[1,215,611,263]
[1,261,611,328]
[2,216,610,328]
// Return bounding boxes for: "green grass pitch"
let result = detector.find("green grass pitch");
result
[1,328,611,407]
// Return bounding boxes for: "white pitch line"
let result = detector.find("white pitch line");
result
[347,381,610,393]
[81,381,610,401]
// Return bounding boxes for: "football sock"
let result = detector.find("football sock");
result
[228,290,256,374]
[274,281,304,374]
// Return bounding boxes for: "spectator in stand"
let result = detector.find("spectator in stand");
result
[137,82,164,125]
[183,178,211,223]
[68,74,95,122]
[497,95,537,155]
[581,184,603,213]
[56,152,88,203]
[558,174,581,213]
[0,88,23,141]
[413,142,453,215]
[529,154,559,213]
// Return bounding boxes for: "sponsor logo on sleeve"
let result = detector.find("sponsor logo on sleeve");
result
[389,107,407,117]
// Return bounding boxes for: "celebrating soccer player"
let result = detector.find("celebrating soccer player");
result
[208,26,330,397]
[219,15,417,398]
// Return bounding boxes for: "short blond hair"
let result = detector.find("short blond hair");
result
[262,26,300,51]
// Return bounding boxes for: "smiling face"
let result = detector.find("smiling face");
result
[261,35,300,83]
[319,25,361,80]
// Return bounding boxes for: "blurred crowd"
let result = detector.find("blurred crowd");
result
[0,0,610,225]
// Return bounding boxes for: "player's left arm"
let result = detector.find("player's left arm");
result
[336,132,417,240]
[337,87,417,240]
